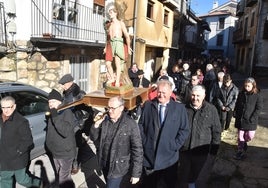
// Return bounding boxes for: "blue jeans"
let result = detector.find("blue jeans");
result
[0,167,40,188]
[106,176,123,188]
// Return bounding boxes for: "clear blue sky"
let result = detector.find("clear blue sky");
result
[190,0,231,16]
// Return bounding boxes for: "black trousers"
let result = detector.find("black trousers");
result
[220,110,233,131]
[178,150,208,188]
[141,162,178,188]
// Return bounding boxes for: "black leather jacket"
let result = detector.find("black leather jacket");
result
[90,112,143,179]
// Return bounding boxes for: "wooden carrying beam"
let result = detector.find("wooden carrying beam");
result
[58,88,149,111]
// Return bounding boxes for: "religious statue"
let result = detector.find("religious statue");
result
[103,2,134,94]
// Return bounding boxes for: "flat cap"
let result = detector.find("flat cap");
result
[58,74,74,84]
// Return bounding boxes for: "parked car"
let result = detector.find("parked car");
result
[0,80,48,159]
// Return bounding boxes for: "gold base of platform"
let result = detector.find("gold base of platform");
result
[105,83,134,96]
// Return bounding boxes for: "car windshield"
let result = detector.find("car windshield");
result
[0,91,48,116]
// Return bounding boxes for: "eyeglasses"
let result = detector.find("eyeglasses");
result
[1,105,14,109]
[107,104,122,111]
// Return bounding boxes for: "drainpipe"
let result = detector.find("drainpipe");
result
[131,0,138,65]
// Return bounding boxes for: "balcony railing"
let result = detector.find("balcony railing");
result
[236,1,245,17]
[232,28,250,44]
[246,0,258,7]
[0,2,6,46]
[31,0,106,45]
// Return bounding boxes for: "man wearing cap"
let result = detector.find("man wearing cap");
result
[137,70,150,88]
[128,63,140,87]
[58,74,85,104]
[46,89,77,187]
[58,73,87,174]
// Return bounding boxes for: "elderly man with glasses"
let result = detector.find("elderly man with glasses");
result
[90,96,143,188]
[0,96,42,187]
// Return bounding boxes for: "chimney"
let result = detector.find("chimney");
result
[212,1,219,9]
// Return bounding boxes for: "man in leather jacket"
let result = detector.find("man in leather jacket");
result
[90,96,143,188]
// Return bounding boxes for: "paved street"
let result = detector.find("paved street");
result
[16,139,106,188]
[15,72,268,188]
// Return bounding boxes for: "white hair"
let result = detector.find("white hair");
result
[183,63,189,70]
[217,71,225,78]
[206,64,213,71]
[192,85,206,94]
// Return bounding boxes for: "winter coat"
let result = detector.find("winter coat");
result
[180,70,191,95]
[217,83,239,111]
[203,70,216,101]
[128,69,140,87]
[209,81,222,104]
[183,101,221,154]
[139,99,189,170]
[234,91,263,130]
[63,83,88,128]
[0,110,34,170]
[62,83,85,104]
[46,108,77,159]
[90,112,143,179]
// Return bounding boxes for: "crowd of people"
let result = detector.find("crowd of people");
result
[0,0,264,187]
[0,52,264,188]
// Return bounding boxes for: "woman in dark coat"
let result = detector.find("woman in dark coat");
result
[233,77,263,160]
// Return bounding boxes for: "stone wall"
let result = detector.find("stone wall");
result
[0,51,67,93]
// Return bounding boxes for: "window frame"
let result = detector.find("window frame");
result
[218,17,225,30]
[216,34,224,46]
[164,9,169,26]
[147,1,155,20]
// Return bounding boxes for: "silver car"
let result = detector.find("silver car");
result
[0,81,48,159]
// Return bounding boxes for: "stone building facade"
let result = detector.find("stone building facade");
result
[0,40,106,94]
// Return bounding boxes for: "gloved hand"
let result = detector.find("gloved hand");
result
[50,108,58,118]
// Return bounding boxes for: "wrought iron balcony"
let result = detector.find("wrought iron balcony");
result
[31,0,106,46]
[233,28,250,44]
[0,2,6,47]
[246,0,258,7]
[236,1,245,17]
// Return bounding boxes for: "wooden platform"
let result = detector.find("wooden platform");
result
[58,88,149,111]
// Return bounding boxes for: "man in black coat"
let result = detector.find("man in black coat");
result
[46,89,77,187]
[178,85,221,188]
[128,63,140,87]
[90,96,143,188]
[0,96,41,187]
[58,73,88,174]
